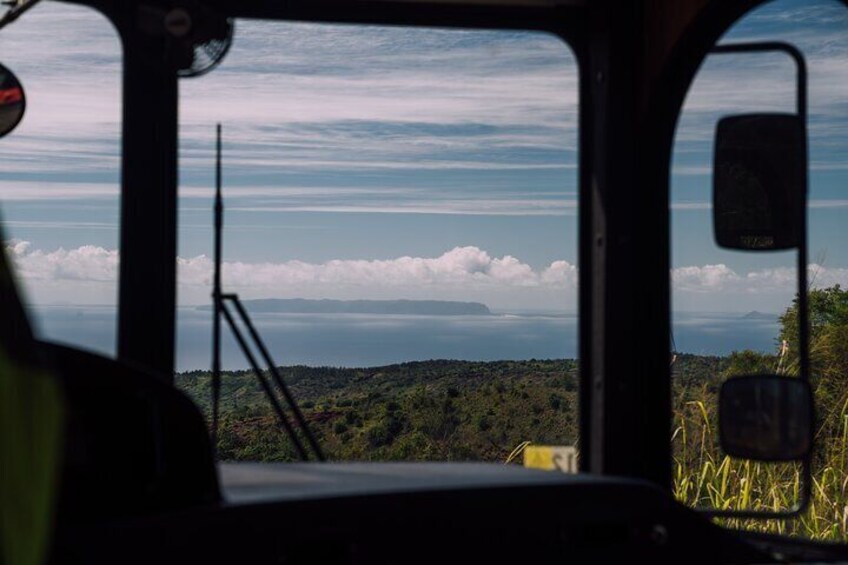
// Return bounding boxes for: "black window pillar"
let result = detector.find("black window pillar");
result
[579,1,672,488]
[116,14,179,381]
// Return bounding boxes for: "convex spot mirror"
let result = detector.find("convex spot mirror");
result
[0,63,25,138]
[713,113,806,251]
[719,375,813,462]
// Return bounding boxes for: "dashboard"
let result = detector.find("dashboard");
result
[45,342,847,564]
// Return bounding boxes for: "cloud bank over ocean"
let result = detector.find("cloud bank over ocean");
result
[6,239,841,313]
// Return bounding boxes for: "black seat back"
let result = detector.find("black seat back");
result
[44,342,220,523]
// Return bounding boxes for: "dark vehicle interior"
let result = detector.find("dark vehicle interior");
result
[2,0,848,563]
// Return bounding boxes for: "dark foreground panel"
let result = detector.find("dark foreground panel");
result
[55,460,768,564]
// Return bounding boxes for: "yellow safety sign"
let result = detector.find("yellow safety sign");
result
[524,446,579,473]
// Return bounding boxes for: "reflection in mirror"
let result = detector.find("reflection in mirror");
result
[713,113,806,251]
[719,375,813,461]
[0,62,24,138]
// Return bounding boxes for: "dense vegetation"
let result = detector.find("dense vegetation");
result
[178,359,580,462]
[178,356,737,465]
[177,285,848,542]
[672,286,848,541]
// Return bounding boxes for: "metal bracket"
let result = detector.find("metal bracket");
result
[702,41,811,521]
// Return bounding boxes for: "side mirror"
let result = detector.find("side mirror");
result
[719,375,813,461]
[713,113,806,251]
[0,62,25,138]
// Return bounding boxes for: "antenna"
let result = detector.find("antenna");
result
[208,124,324,461]
[211,124,223,450]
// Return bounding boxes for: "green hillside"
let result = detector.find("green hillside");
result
[178,356,724,462]
[178,359,583,461]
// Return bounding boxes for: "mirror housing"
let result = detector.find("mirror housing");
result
[0,62,25,138]
[713,113,806,251]
[719,375,813,462]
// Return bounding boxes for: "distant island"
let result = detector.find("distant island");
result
[741,310,777,320]
[197,298,492,316]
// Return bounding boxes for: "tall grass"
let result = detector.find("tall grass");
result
[673,395,848,541]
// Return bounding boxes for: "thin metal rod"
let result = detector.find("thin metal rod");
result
[0,0,44,32]
[706,41,811,520]
[211,124,223,450]
[228,296,326,461]
[795,45,813,522]
[710,42,806,120]
[220,300,310,461]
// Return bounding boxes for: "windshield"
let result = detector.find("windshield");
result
[175,23,581,463]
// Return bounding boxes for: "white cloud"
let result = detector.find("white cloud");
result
[4,239,120,305]
[541,260,578,285]
[749,4,848,25]
[177,245,572,292]
[0,4,577,209]
[4,241,578,307]
[0,180,118,200]
[671,262,846,295]
[670,261,845,312]
[181,24,577,130]
[225,199,575,216]
[673,264,741,292]
[671,201,712,210]
[809,200,848,208]
[6,239,118,281]
[672,1,848,183]
[9,238,848,312]
[0,180,570,216]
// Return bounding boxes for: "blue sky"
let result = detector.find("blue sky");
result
[0,0,846,319]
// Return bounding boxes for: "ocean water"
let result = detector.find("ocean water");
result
[26,306,781,372]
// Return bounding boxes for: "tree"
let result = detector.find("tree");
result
[779,284,848,374]
[779,285,848,446]
[722,349,775,378]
